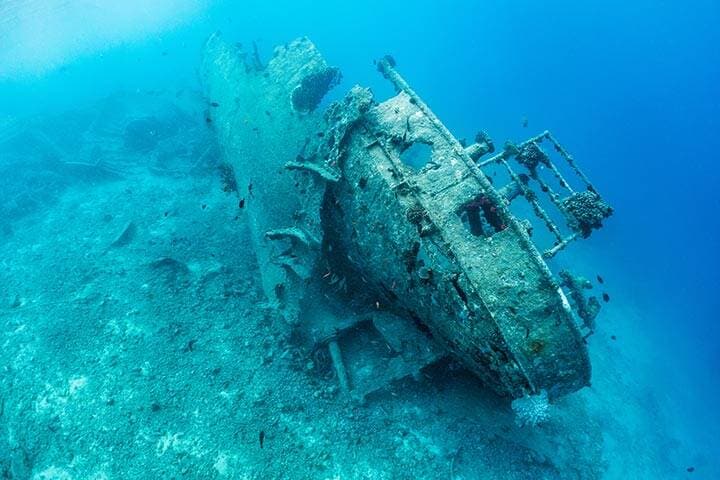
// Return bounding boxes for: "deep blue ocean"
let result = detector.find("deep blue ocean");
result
[1,1,718,478]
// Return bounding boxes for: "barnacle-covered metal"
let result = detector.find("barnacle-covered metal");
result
[201,35,612,401]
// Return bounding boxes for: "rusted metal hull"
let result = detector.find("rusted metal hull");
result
[201,35,610,399]
[323,89,590,398]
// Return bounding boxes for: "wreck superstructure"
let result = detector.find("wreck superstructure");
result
[201,35,612,400]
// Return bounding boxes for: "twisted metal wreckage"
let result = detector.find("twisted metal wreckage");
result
[201,35,613,402]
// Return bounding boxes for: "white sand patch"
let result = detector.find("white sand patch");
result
[33,465,73,480]
[68,376,88,395]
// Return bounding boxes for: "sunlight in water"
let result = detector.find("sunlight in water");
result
[0,0,208,78]
[0,1,717,477]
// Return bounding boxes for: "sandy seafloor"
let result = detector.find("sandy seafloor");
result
[0,91,716,480]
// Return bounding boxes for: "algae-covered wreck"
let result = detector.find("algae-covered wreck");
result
[201,34,612,402]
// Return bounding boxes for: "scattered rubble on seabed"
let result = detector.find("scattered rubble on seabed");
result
[0,50,705,480]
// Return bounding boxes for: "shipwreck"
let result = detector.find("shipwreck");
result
[201,35,612,402]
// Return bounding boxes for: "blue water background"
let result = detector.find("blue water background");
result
[1,0,718,467]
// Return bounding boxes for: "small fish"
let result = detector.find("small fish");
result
[201,204,207,210]
[238,199,245,209]
[597,274,604,284]
[210,101,220,107]
[183,339,196,352]
[611,335,617,341]
[602,293,610,302]
[248,183,254,197]
[687,466,695,472]
[259,430,265,448]
[522,116,528,128]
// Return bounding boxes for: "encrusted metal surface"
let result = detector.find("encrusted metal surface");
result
[201,35,612,399]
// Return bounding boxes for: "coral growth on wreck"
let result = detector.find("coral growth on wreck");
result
[511,390,552,427]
